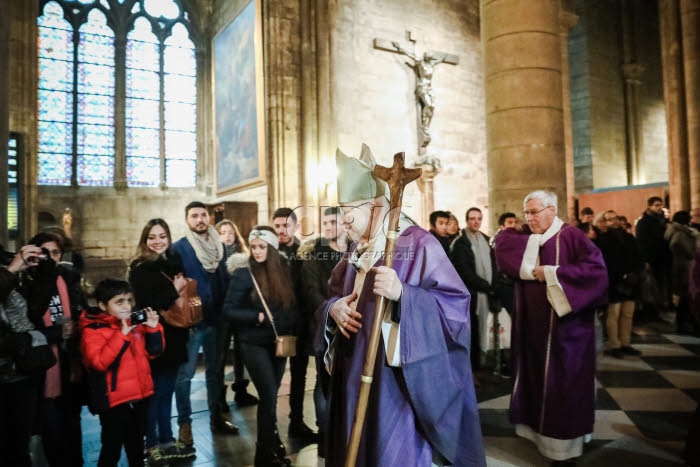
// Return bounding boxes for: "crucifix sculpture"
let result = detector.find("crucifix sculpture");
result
[373,35,459,153]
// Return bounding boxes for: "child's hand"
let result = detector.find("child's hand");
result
[145,308,159,328]
[121,319,135,335]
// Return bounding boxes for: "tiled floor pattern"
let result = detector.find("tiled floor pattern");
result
[66,320,698,466]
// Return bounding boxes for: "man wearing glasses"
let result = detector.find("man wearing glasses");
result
[493,190,608,465]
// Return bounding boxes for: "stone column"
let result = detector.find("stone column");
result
[11,0,40,238]
[299,0,335,234]
[113,35,127,191]
[659,0,690,213]
[0,3,9,244]
[195,41,212,194]
[622,63,645,184]
[560,7,578,219]
[418,170,437,229]
[680,0,700,208]
[482,0,567,220]
[264,0,284,211]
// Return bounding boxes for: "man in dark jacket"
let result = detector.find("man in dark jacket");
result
[272,207,317,442]
[449,207,495,380]
[635,196,670,320]
[299,206,348,455]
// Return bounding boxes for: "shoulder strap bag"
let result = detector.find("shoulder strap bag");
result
[160,272,203,328]
[250,272,296,358]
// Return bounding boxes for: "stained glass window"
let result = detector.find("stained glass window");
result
[37,0,197,188]
[77,9,115,186]
[126,17,160,187]
[37,1,73,185]
[164,23,196,187]
[7,134,20,237]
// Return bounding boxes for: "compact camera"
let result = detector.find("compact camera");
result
[130,308,149,325]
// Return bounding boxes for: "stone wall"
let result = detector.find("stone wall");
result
[569,0,668,192]
[329,0,487,229]
[35,187,212,262]
[634,0,667,184]
[569,13,593,192]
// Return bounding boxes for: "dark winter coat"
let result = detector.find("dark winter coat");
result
[449,229,495,315]
[299,237,348,354]
[129,249,189,369]
[635,210,669,268]
[223,253,297,347]
[594,228,644,302]
[664,222,698,294]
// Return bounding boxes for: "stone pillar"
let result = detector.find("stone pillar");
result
[560,7,578,219]
[680,0,700,208]
[620,0,644,186]
[113,35,127,191]
[0,2,9,245]
[622,63,645,184]
[264,1,284,212]
[482,0,567,220]
[195,41,212,194]
[11,0,40,239]
[659,0,690,213]
[418,169,437,228]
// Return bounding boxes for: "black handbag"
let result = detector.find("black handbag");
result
[11,330,57,374]
[614,271,642,299]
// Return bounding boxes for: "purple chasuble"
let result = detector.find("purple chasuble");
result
[316,226,485,467]
[494,224,608,443]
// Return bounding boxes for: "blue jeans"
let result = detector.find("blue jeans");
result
[175,323,221,425]
[146,366,178,447]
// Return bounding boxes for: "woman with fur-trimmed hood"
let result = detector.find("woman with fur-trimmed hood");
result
[223,225,297,467]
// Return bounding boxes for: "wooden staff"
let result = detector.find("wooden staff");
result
[344,152,421,467]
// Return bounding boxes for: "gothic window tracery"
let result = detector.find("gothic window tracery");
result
[37,0,198,188]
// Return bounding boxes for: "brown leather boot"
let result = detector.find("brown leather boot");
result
[178,423,194,447]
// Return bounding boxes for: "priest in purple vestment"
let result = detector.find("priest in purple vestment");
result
[493,190,608,463]
[314,144,485,467]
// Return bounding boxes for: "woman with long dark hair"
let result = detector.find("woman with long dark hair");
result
[128,218,194,463]
[223,225,296,467]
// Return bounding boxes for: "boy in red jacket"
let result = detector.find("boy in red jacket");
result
[80,279,164,467]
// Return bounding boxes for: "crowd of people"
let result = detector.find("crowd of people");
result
[427,195,700,466]
[2,153,700,467]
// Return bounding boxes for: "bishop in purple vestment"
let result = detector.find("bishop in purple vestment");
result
[494,190,608,462]
[315,145,485,467]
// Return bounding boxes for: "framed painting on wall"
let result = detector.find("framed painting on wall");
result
[213,0,266,195]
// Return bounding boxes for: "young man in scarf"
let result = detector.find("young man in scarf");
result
[449,207,496,385]
[172,202,239,449]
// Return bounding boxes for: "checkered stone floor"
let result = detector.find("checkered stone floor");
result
[477,320,699,467]
[68,320,698,466]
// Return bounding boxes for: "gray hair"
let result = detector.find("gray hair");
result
[524,190,558,213]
